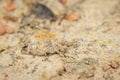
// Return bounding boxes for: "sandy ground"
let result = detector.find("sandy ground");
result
[0,0,120,80]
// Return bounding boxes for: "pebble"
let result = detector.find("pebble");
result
[60,0,67,4]
[0,23,14,35]
[0,25,6,35]
[3,15,17,22]
[5,26,14,34]
[31,3,56,20]
[6,0,16,11]
[65,13,79,21]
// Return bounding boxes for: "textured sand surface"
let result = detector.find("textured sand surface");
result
[0,0,120,80]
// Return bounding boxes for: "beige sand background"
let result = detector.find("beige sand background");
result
[0,0,120,80]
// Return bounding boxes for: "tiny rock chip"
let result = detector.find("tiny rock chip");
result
[0,24,6,35]
[65,13,79,21]
[60,0,67,4]
[5,27,14,34]
[16,56,25,60]
[31,3,56,20]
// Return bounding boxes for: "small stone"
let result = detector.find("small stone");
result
[16,56,25,60]
[65,13,79,21]
[31,3,56,20]
[0,25,6,35]
[5,27,14,34]
[6,0,16,11]
[3,15,17,22]
[60,0,67,4]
